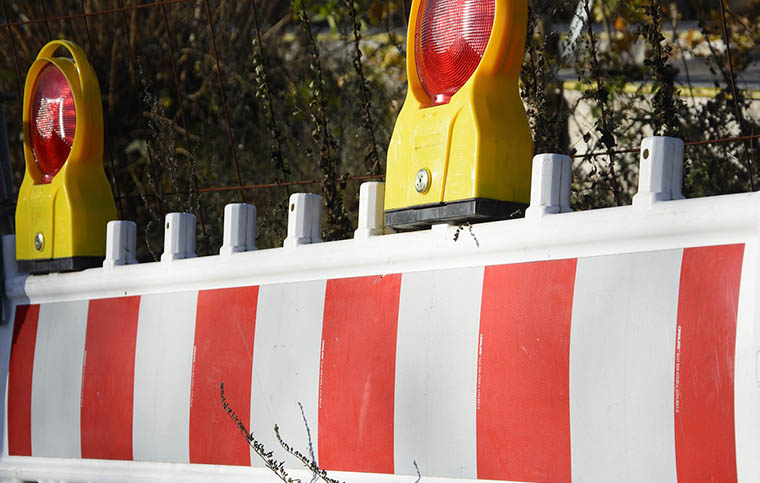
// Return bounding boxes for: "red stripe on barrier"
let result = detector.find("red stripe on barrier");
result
[8,304,39,456]
[190,286,258,466]
[81,297,141,460]
[319,274,402,474]
[477,260,576,482]
[675,244,744,482]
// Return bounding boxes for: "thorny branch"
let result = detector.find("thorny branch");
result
[642,0,682,138]
[716,0,754,191]
[220,382,302,483]
[221,382,345,483]
[344,0,381,175]
[298,401,318,483]
[296,0,352,240]
[453,222,480,247]
[582,0,622,206]
[275,425,345,483]
[251,0,289,184]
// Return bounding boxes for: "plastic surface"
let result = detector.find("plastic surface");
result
[30,63,76,183]
[103,221,137,268]
[355,182,387,239]
[220,203,257,255]
[385,0,532,216]
[2,142,758,483]
[161,213,197,262]
[16,40,116,266]
[0,205,757,482]
[525,154,572,219]
[415,0,495,104]
[283,193,322,248]
[632,136,685,208]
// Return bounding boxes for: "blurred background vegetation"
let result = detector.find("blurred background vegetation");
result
[0,0,758,259]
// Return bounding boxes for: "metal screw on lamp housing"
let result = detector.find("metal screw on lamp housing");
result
[415,169,430,193]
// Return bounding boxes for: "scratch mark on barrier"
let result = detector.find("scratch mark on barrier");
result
[675,325,682,414]
[477,333,483,411]
[318,339,325,409]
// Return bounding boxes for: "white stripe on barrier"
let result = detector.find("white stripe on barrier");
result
[394,268,483,478]
[251,281,325,468]
[133,292,198,463]
[734,241,759,483]
[31,301,88,458]
[569,251,681,482]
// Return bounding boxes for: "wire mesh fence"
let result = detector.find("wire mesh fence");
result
[0,0,758,259]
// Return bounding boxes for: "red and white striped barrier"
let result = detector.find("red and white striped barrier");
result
[2,241,755,483]
[1,141,759,482]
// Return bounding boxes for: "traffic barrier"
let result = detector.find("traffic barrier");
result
[0,137,758,483]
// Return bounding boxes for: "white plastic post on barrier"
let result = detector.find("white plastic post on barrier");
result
[310,194,323,245]
[526,153,572,219]
[283,193,322,248]
[103,221,137,268]
[161,213,196,262]
[219,203,257,256]
[633,136,685,208]
[354,182,386,240]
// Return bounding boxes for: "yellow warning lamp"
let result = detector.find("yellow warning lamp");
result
[384,0,533,228]
[16,40,116,273]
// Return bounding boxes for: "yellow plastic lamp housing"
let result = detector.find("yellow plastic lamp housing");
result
[384,0,533,229]
[16,40,116,274]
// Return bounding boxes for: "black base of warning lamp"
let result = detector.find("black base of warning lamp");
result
[18,256,104,275]
[385,199,527,230]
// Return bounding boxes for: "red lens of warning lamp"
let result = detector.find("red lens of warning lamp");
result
[30,63,76,183]
[415,0,495,106]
